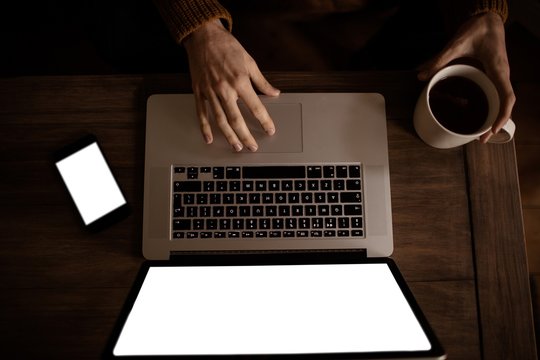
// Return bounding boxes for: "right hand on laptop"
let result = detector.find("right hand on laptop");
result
[183,20,280,152]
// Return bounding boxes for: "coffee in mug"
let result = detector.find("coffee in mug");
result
[414,64,515,149]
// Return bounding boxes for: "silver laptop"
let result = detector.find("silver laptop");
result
[143,93,393,260]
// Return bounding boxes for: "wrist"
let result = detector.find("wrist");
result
[183,19,225,50]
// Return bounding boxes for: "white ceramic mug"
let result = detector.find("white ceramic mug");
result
[414,64,515,149]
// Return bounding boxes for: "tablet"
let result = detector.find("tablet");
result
[105,254,446,359]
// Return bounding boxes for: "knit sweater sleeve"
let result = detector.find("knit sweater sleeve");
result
[472,0,508,22]
[153,0,232,44]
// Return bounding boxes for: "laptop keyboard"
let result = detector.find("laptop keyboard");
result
[171,164,364,240]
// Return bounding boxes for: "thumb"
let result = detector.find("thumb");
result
[417,46,460,81]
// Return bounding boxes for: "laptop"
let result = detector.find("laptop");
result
[142,93,393,260]
[104,252,446,359]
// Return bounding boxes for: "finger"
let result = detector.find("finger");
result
[218,91,259,152]
[479,130,493,144]
[238,84,276,136]
[248,58,280,96]
[207,90,244,152]
[484,60,515,134]
[194,91,213,144]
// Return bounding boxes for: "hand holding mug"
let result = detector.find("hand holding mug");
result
[418,12,515,144]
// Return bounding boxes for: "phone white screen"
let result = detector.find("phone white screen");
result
[56,142,126,225]
[113,264,431,356]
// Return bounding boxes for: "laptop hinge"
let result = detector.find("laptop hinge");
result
[170,248,367,261]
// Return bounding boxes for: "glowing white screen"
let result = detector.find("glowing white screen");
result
[56,143,126,225]
[113,264,431,356]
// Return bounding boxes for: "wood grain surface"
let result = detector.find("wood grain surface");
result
[0,73,535,359]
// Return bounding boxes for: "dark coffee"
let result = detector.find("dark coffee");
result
[429,76,489,134]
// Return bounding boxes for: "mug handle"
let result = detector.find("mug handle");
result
[485,119,516,144]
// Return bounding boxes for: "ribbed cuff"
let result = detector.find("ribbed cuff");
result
[472,0,508,23]
[154,0,232,44]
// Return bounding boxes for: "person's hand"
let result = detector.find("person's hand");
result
[418,12,515,143]
[183,19,280,152]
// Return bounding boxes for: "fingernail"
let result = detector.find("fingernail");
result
[266,127,275,135]
[233,143,243,152]
[204,135,212,144]
[249,145,258,152]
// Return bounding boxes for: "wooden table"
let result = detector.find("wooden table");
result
[0,73,536,359]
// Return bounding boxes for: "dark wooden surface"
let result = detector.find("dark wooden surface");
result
[0,72,536,359]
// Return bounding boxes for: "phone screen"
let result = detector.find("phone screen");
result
[55,138,127,227]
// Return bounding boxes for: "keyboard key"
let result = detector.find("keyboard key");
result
[297,230,309,237]
[187,167,198,179]
[323,166,335,178]
[272,218,284,229]
[284,231,295,237]
[311,230,323,237]
[338,217,350,228]
[219,219,231,230]
[295,180,306,191]
[196,194,208,204]
[213,167,225,179]
[173,232,185,239]
[230,181,241,191]
[243,166,305,179]
[174,167,185,173]
[324,230,336,237]
[336,166,348,178]
[344,205,362,215]
[174,181,202,192]
[269,181,280,191]
[216,181,227,191]
[226,167,241,179]
[352,230,364,237]
[183,194,195,204]
[349,165,361,178]
[242,231,254,238]
[338,230,350,237]
[233,219,244,229]
[203,181,215,192]
[270,231,282,237]
[249,193,261,204]
[333,180,345,190]
[243,181,254,191]
[256,181,267,191]
[346,179,361,190]
[307,166,322,178]
[228,231,240,238]
[340,192,362,203]
[239,206,250,217]
[256,231,268,237]
[331,205,343,216]
[352,217,363,228]
[282,180,293,191]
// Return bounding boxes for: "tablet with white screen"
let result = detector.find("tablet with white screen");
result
[104,253,446,359]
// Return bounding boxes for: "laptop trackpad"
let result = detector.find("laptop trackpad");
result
[239,102,303,153]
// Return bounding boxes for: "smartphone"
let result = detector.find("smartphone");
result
[54,134,130,232]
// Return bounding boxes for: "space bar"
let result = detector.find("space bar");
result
[243,166,306,179]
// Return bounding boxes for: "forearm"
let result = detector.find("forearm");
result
[153,0,232,44]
